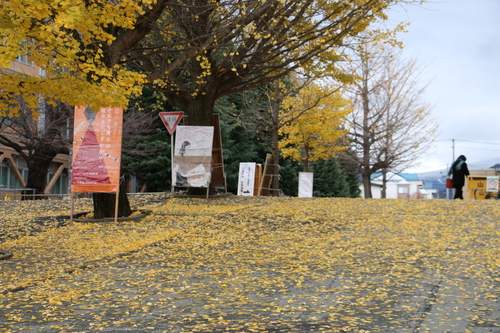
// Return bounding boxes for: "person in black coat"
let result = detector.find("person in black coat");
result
[448,155,470,199]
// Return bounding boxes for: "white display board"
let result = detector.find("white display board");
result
[237,162,256,196]
[172,126,214,187]
[487,176,499,192]
[298,172,314,198]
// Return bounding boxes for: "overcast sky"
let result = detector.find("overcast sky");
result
[387,0,500,172]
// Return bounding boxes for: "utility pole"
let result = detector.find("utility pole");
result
[450,139,455,200]
[452,139,455,162]
[446,164,449,200]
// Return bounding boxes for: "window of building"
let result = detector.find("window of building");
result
[47,165,69,194]
[61,118,72,139]
[0,161,21,188]
[16,54,31,65]
[398,186,409,194]
[14,156,28,184]
[0,163,8,188]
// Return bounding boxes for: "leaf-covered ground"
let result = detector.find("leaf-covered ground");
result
[1,194,500,332]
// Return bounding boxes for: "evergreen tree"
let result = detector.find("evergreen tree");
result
[345,172,362,198]
[279,158,303,197]
[216,92,269,194]
[312,159,350,197]
[123,127,171,192]
[337,151,362,198]
[221,121,268,194]
[121,86,175,192]
[216,89,315,197]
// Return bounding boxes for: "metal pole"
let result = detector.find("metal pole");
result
[451,140,455,200]
[452,139,455,161]
[171,133,174,194]
[446,164,450,200]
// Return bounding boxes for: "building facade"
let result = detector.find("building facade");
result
[359,173,434,199]
[0,58,70,199]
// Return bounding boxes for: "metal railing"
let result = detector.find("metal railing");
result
[0,187,70,200]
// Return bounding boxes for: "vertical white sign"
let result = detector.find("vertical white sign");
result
[487,176,499,192]
[298,172,314,198]
[238,162,256,196]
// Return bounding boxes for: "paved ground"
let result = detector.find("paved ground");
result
[1,195,500,332]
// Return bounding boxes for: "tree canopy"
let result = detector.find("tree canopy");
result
[134,0,407,124]
[0,0,164,115]
[1,0,413,124]
[279,82,352,172]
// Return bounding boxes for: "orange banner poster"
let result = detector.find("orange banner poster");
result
[71,106,123,193]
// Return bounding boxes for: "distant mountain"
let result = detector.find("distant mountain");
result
[468,157,500,170]
[417,169,448,199]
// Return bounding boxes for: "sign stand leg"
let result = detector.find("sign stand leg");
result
[114,190,119,226]
[70,194,74,226]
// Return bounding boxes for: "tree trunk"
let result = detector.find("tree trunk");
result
[381,168,387,198]
[271,140,280,197]
[24,148,59,199]
[362,171,372,199]
[270,83,281,197]
[168,57,217,127]
[185,96,215,126]
[302,146,310,172]
[361,76,372,199]
[361,145,372,199]
[93,180,131,219]
[178,92,217,196]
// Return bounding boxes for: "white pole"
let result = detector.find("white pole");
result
[171,133,174,194]
[452,139,455,161]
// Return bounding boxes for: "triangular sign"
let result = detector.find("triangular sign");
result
[159,112,184,135]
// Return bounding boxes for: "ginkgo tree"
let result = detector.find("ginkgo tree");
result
[0,0,413,119]
[0,0,168,115]
[0,0,418,207]
[127,0,414,196]
[129,0,416,126]
[1,0,175,208]
[279,82,353,172]
[224,75,351,195]
[344,39,438,198]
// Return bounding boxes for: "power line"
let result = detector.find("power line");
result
[436,139,500,146]
[457,147,500,152]
[457,139,500,146]
[432,146,500,152]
